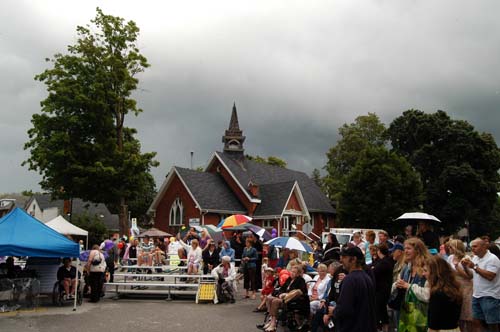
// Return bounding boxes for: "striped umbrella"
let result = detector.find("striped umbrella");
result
[218,214,252,229]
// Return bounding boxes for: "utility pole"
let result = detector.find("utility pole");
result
[190,151,194,170]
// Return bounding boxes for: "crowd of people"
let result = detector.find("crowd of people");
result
[64,224,500,332]
[247,228,500,332]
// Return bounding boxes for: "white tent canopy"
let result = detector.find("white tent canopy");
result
[46,215,88,236]
[46,215,89,252]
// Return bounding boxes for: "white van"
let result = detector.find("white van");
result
[321,228,386,248]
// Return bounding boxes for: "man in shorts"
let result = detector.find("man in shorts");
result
[57,258,77,300]
[462,238,500,331]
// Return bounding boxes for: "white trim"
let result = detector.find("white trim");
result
[283,209,303,216]
[201,209,247,214]
[147,167,201,214]
[169,197,184,226]
[205,152,261,204]
[280,181,310,221]
[251,215,282,220]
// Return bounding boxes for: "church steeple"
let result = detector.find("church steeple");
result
[222,103,245,157]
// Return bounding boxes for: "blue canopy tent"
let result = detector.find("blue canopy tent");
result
[0,208,79,257]
[0,208,81,309]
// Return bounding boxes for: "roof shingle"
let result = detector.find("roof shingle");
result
[252,181,296,217]
[216,152,335,214]
[175,167,246,213]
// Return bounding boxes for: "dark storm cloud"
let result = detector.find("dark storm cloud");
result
[1,0,500,193]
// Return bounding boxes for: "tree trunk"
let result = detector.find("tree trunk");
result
[115,102,127,236]
[119,197,128,236]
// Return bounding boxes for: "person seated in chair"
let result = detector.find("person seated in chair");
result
[212,255,236,303]
[138,236,154,266]
[152,243,167,266]
[202,241,220,274]
[262,265,309,332]
[57,258,77,300]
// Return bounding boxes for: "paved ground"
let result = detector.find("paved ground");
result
[0,290,265,332]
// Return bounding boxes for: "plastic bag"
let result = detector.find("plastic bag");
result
[398,286,428,332]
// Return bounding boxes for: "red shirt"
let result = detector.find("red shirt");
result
[261,275,275,295]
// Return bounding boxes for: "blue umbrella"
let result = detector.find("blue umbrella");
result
[264,237,313,253]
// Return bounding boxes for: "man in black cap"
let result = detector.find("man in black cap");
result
[326,246,377,332]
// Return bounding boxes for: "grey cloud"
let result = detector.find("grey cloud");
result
[1,0,500,193]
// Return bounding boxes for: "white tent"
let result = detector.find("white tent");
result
[46,215,88,249]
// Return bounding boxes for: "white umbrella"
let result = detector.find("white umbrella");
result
[395,212,441,223]
[264,237,313,253]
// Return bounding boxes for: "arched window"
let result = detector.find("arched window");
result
[169,197,183,226]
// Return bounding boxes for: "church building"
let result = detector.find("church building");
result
[148,105,336,237]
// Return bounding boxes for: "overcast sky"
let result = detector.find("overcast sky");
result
[1,0,500,194]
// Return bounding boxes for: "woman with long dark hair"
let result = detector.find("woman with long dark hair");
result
[423,255,462,332]
[323,233,340,263]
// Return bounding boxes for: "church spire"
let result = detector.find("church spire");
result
[228,102,240,132]
[222,103,245,157]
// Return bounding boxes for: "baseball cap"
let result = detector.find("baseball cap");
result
[340,246,364,260]
[389,243,404,253]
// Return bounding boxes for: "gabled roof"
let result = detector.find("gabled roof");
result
[213,151,335,214]
[175,167,246,213]
[253,181,295,217]
[148,167,246,214]
[25,194,119,231]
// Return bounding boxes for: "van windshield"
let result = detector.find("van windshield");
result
[336,234,351,246]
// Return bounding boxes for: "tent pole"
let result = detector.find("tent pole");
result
[73,258,79,311]
[86,236,88,251]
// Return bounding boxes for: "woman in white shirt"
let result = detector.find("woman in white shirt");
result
[179,238,202,275]
[308,263,331,315]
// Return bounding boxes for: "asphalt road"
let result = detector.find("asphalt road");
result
[0,291,265,332]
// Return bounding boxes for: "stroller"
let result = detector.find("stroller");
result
[216,272,235,303]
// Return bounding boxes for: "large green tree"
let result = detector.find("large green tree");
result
[246,155,287,168]
[387,110,500,235]
[324,113,387,201]
[23,8,158,235]
[339,147,423,233]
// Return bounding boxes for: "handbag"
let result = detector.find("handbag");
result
[388,287,405,310]
[90,252,106,273]
[90,251,102,265]
[398,286,428,332]
[238,261,247,274]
